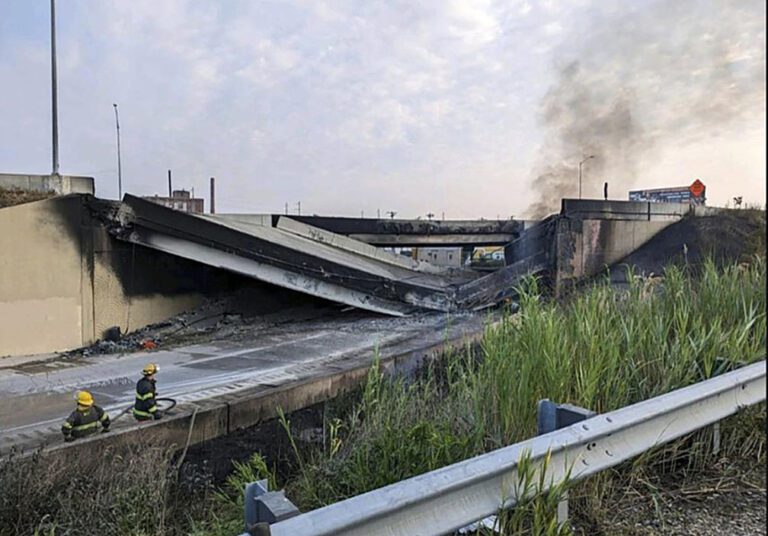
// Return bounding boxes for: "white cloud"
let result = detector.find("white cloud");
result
[0,0,763,217]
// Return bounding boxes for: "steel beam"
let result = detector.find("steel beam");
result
[348,233,516,247]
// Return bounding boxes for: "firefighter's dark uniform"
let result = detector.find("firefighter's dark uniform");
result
[61,405,110,441]
[134,376,162,421]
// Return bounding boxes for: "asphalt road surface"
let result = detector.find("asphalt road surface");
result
[0,311,485,453]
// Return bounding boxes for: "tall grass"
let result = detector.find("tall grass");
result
[474,257,766,446]
[4,257,765,535]
[0,441,179,536]
[252,256,766,529]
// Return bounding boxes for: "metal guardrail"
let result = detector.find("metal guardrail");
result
[242,360,766,536]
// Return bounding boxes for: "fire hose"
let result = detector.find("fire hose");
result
[109,397,178,424]
[102,396,198,472]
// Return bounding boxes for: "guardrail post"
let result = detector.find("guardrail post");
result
[244,479,300,535]
[537,399,597,526]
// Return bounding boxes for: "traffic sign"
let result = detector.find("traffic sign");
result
[689,179,706,198]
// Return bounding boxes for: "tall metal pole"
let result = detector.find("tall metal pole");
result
[113,104,122,198]
[50,0,60,175]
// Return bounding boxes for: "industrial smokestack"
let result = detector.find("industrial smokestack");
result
[210,177,215,214]
[167,169,172,197]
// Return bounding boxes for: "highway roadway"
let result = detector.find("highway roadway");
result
[0,311,487,454]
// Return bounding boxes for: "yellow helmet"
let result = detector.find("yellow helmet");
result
[142,363,159,376]
[75,390,94,407]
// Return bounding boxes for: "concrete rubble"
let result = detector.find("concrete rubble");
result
[102,194,540,316]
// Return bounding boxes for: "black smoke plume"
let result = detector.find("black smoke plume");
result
[527,0,766,218]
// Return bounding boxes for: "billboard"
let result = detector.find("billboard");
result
[629,179,706,205]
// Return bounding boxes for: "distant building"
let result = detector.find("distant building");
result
[629,179,706,205]
[144,189,204,213]
[472,246,504,261]
[413,247,464,268]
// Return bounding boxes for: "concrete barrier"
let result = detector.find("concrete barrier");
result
[560,199,692,221]
[0,172,94,195]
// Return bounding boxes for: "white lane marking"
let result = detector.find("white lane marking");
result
[0,331,334,397]
[0,326,431,440]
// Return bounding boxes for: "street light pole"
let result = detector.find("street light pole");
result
[50,0,60,175]
[578,155,595,199]
[113,104,122,199]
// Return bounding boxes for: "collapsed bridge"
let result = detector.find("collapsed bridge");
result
[106,195,537,316]
[1,190,750,458]
[0,192,731,359]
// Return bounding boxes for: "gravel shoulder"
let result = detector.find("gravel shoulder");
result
[573,458,766,535]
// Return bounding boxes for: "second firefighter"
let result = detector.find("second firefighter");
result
[134,363,163,421]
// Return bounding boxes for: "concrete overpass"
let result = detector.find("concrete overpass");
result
[225,214,526,247]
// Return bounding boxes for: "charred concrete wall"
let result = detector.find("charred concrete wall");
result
[0,195,239,357]
[0,197,89,356]
[552,217,675,291]
[504,200,697,294]
[90,227,206,341]
[552,200,695,291]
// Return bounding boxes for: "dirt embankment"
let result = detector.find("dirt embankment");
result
[573,459,767,536]
[612,210,766,278]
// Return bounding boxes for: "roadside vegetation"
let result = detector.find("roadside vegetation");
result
[195,255,767,535]
[1,255,765,535]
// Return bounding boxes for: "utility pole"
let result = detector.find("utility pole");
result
[377,209,381,218]
[578,155,595,199]
[285,202,288,215]
[50,0,60,175]
[296,201,301,215]
[113,104,122,198]
[167,169,172,196]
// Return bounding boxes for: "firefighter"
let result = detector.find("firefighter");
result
[61,390,110,442]
[134,363,162,421]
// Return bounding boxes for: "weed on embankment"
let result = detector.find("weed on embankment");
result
[2,257,765,535]
[199,256,765,535]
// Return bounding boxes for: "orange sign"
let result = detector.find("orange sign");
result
[689,179,705,198]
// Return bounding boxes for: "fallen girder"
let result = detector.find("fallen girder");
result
[107,196,543,316]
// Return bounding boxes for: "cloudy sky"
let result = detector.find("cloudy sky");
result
[0,0,764,217]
